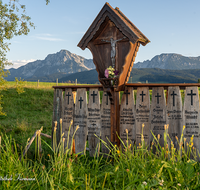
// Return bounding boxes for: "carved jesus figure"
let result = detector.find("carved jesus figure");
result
[102,36,125,67]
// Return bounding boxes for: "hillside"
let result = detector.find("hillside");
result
[59,68,200,84]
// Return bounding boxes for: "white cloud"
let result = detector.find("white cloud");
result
[33,33,64,42]
[6,59,36,69]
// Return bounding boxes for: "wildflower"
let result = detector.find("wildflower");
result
[117,150,120,154]
[175,136,178,141]
[126,169,130,172]
[54,121,57,128]
[70,120,73,125]
[191,136,194,141]
[159,182,163,186]
[114,70,119,75]
[47,154,50,158]
[158,134,160,140]
[114,144,117,148]
[142,123,145,128]
[164,124,167,130]
[142,181,147,186]
[183,125,185,130]
[115,165,119,172]
[104,69,109,78]
[190,142,194,148]
[126,129,128,134]
[184,138,186,142]
[75,125,79,131]
[177,183,181,186]
[60,118,62,123]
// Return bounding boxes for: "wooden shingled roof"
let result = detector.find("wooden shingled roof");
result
[78,2,150,49]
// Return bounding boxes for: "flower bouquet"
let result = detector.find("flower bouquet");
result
[101,66,119,88]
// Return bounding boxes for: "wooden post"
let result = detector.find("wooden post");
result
[110,89,120,146]
[56,78,58,86]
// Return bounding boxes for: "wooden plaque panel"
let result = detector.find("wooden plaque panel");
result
[135,87,150,147]
[63,88,74,150]
[150,87,167,148]
[166,86,183,149]
[183,87,200,160]
[87,88,101,156]
[100,91,111,154]
[52,89,63,146]
[120,87,136,148]
[74,88,88,154]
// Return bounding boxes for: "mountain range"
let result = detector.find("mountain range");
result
[6,50,200,83]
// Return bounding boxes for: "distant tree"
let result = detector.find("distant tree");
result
[0,0,49,115]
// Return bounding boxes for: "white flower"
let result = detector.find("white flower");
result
[142,181,147,186]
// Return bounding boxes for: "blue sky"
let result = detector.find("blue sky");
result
[4,0,200,68]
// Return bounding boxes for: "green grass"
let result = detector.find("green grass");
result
[0,82,200,189]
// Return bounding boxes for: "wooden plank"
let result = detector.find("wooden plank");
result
[101,91,111,154]
[166,86,183,150]
[52,89,63,147]
[87,88,101,156]
[62,88,74,151]
[110,91,120,145]
[135,87,150,147]
[53,83,200,90]
[150,87,167,148]
[183,86,200,160]
[120,87,136,149]
[74,88,88,154]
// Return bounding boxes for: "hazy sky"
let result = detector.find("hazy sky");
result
[4,0,200,68]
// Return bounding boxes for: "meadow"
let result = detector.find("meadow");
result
[0,82,200,189]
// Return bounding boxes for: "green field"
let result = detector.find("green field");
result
[0,82,200,189]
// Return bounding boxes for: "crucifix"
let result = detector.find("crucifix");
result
[155,93,161,104]
[187,90,196,106]
[66,92,71,105]
[102,36,125,68]
[171,91,177,106]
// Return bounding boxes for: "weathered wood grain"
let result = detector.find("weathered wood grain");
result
[74,88,88,154]
[135,87,150,147]
[120,87,136,149]
[166,86,183,149]
[183,86,200,160]
[62,88,74,150]
[52,89,63,147]
[87,88,101,156]
[101,91,111,154]
[150,87,167,148]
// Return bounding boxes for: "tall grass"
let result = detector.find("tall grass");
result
[0,122,200,189]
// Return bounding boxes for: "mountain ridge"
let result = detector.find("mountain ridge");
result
[6,50,200,83]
